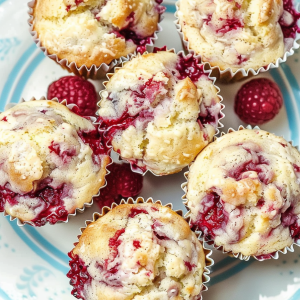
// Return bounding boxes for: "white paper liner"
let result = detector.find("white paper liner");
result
[0,97,112,227]
[70,196,214,299]
[181,125,300,261]
[27,0,164,80]
[97,46,225,176]
[174,0,300,83]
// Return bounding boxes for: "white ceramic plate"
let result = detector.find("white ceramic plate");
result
[1,1,300,299]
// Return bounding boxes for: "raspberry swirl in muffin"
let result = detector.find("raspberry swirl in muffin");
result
[67,202,207,300]
[97,50,222,175]
[0,100,110,226]
[177,0,300,71]
[186,128,300,258]
[32,0,165,68]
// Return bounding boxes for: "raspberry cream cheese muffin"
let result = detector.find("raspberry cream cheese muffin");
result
[67,201,208,300]
[30,0,164,71]
[177,0,300,72]
[0,100,110,226]
[185,128,300,259]
[97,50,223,175]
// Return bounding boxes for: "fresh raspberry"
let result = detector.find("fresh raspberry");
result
[94,163,143,210]
[47,76,98,117]
[234,78,283,125]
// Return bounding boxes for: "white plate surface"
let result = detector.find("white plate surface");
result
[1,1,300,299]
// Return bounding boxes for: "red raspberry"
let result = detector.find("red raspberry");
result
[47,76,98,117]
[234,78,283,125]
[94,163,143,210]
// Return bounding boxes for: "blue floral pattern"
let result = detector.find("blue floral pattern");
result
[0,38,21,61]
[16,266,53,298]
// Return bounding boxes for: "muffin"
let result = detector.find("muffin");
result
[0,100,110,226]
[176,0,300,73]
[67,200,209,300]
[185,127,300,259]
[30,0,164,76]
[97,50,223,175]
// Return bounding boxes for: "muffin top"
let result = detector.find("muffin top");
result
[177,0,299,71]
[97,51,222,175]
[69,202,206,300]
[0,100,110,226]
[186,129,300,257]
[32,0,163,67]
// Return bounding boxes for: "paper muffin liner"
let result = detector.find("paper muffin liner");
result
[181,124,300,261]
[69,196,214,299]
[97,46,225,176]
[0,97,112,227]
[174,0,300,83]
[27,0,164,80]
